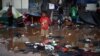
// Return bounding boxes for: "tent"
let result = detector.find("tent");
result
[79,11,100,26]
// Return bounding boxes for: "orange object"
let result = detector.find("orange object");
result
[62,47,69,52]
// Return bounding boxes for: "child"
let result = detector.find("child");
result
[40,11,51,38]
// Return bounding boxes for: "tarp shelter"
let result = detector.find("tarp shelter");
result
[0,6,22,25]
[24,12,41,25]
[79,12,100,26]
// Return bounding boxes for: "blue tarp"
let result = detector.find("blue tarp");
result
[79,12,100,26]
[77,0,97,4]
[27,12,40,17]
[79,12,96,25]
[92,12,100,26]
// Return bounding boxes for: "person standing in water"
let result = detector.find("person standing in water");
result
[40,11,51,38]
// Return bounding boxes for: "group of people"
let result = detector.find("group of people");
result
[39,4,79,38]
[6,4,79,39]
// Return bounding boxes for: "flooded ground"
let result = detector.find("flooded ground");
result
[0,25,100,56]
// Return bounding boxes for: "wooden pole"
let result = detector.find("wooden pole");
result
[8,28,13,50]
[31,16,34,34]
[50,10,53,33]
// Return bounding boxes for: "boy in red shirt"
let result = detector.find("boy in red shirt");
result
[40,11,51,38]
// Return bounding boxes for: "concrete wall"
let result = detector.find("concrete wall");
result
[2,0,11,8]
[13,0,29,9]
[86,4,97,11]
[2,0,29,9]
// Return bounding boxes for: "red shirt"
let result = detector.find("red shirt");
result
[40,16,50,30]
